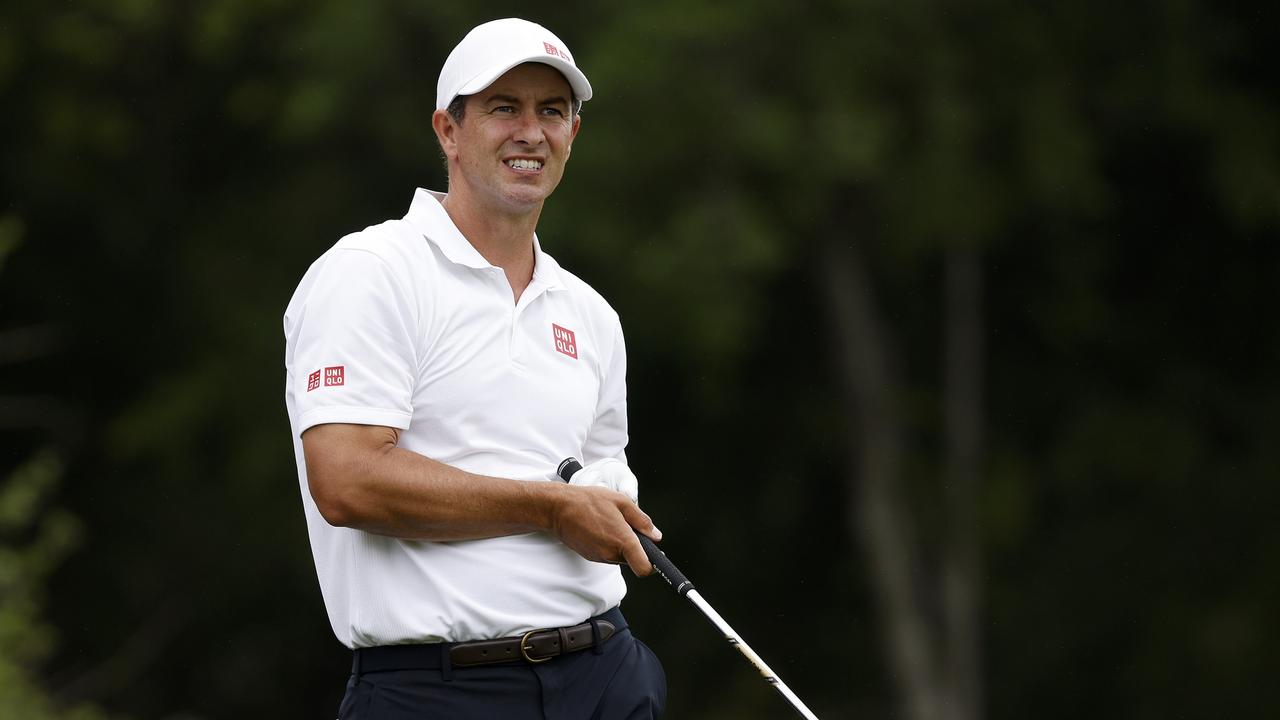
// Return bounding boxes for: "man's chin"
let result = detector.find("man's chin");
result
[499,185,555,212]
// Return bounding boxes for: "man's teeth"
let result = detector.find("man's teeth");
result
[507,159,543,170]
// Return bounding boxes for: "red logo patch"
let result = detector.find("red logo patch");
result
[543,41,571,62]
[307,370,321,392]
[324,366,345,387]
[552,324,578,359]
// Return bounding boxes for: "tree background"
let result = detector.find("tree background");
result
[1,1,1277,718]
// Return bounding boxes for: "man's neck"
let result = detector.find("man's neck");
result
[441,187,542,303]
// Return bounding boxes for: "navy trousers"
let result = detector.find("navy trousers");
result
[338,612,666,720]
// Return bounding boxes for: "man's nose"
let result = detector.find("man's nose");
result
[512,109,545,145]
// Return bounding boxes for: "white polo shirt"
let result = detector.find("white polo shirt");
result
[283,188,628,648]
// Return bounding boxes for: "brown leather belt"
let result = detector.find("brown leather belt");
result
[451,617,617,666]
[352,607,626,673]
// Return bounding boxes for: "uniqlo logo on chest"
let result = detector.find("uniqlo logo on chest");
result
[324,366,345,386]
[552,324,578,359]
[307,365,345,391]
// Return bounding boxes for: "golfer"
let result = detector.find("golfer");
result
[282,18,666,720]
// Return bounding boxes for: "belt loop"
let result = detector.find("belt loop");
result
[590,619,604,655]
[440,642,453,682]
[352,649,364,679]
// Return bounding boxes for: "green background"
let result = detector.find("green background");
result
[1,1,1277,718]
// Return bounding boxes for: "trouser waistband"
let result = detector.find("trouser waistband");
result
[352,607,627,675]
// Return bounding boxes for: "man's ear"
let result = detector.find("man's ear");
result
[568,114,582,155]
[432,109,459,161]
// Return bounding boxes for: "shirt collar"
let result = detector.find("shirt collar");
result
[403,188,490,270]
[403,188,567,292]
[531,236,567,292]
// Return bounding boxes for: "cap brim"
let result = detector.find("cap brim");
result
[455,56,593,105]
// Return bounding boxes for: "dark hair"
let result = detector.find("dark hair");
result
[446,94,467,123]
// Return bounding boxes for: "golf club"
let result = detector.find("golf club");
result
[557,458,821,720]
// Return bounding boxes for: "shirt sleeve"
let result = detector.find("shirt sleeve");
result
[580,317,628,465]
[286,247,417,434]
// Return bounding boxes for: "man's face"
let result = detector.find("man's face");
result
[438,63,581,216]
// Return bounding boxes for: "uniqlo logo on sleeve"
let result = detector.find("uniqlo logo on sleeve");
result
[307,366,343,391]
[324,366,345,387]
[552,324,578,359]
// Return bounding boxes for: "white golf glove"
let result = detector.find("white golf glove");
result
[569,457,639,505]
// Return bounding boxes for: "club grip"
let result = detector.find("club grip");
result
[635,531,695,596]
[556,457,584,480]
[557,457,695,596]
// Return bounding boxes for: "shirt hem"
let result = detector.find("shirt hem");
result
[298,406,412,433]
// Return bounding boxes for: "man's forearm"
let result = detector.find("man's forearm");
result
[302,422,658,575]
[303,423,560,540]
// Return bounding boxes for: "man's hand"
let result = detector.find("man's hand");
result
[567,457,639,504]
[549,484,661,577]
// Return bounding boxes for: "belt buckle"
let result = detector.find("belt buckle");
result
[520,629,553,664]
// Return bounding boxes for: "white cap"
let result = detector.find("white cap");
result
[436,18,593,111]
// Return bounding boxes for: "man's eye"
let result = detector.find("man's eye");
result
[541,107,565,117]
[492,106,516,114]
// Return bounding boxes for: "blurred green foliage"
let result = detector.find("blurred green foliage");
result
[0,451,108,720]
[0,0,1277,718]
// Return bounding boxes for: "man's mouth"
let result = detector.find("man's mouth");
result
[506,158,544,171]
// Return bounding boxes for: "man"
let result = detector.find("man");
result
[282,18,666,720]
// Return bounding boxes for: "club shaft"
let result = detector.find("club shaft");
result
[686,589,820,720]
[556,457,820,719]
